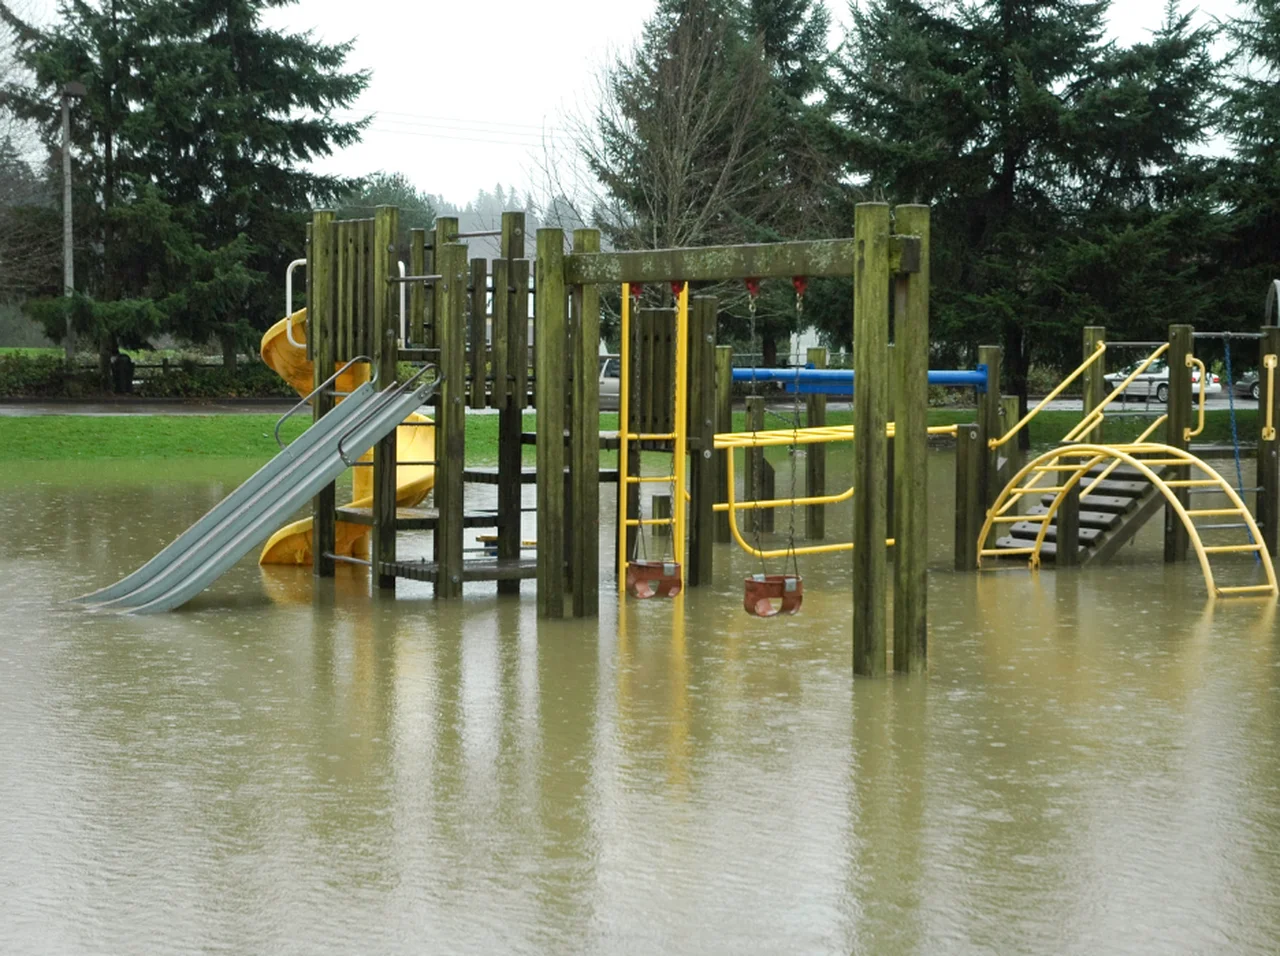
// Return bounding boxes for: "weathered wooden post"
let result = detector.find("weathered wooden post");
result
[652,495,672,536]
[998,395,1021,487]
[687,295,717,586]
[1258,325,1280,557]
[892,204,929,673]
[954,423,982,571]
[977,344,1003,508]
[468,257,488,409]
[714,345,733,543]
[495,212,526,595]
[310,210,337,579]
[433,238,467,598]
[535,228,568,617]
[852,202,891,677]
[1164,324,1193,563]
[570,228,601,616]
[408,228,427,346]
[1057,481,1081,568]
[805,346,827,540]
[1082,325,1106,443]
[371,206,400,590]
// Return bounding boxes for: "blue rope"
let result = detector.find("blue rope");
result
[1223,337,1261,562]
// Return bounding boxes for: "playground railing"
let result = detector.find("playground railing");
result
[990,340,1108,450]
[1061,343,1169,444]
[1185,355,1207,442]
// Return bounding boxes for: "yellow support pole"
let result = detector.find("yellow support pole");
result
[673,283,690,577]
[617,284,632,594]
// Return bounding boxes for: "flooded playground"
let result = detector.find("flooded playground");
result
[2,449,1279,954]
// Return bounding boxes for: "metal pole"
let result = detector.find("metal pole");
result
[61,92,75,363]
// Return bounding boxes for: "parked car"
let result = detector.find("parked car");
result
[1234,370,1261,401]
[1103,358,1221,403]
[600,354,620,411]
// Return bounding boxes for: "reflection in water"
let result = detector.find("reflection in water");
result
[1,453,1279,953]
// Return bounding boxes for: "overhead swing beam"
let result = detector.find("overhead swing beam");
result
[563,236,922,285]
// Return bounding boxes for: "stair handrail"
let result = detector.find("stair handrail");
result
[337,363,441,467]
[1062,343,1170,444]
[274,355,374,449]
[990,340,1107,450]
[1184,355,1207,442]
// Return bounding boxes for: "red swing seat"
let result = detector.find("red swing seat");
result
[743,574,803,617]
[626,560,683,599]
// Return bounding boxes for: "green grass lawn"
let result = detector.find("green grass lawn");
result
[0,347,63,358]
[0,406,1262,465]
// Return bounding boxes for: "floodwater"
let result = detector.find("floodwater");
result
[2,450,1278,954]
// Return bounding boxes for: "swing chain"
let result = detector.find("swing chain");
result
[744,277,767,574]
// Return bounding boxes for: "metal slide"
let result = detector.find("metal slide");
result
[76,371,439,613]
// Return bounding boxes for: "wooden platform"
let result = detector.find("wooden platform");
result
[381,557,539,583]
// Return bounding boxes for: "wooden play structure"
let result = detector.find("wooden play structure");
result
[80,199,1280,673]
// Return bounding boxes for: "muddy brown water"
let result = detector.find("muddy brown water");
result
[1,450,1278,954]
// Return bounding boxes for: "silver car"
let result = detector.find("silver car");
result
[600,355,620,411]
[1103,358,1221,403]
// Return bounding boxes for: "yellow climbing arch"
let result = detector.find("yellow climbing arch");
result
[979,441,1278,599]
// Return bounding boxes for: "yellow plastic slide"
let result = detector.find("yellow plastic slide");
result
[257,308,435,565]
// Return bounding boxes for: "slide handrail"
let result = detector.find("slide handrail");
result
[274,354,374,449]
[337,364,440,467]
[284,258,306,348]
[991,340,1107,450]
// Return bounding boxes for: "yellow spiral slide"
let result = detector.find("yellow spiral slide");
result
[257,309,435,565]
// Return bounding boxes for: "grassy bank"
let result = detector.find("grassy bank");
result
[0,406,1263,465]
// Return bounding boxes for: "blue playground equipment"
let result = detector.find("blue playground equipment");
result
[730,365,989,396]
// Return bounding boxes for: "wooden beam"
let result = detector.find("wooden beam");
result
[954,424,982,571]
[310,210,336,579]
[371,206,400,589]
[570,228,601,616]
[1260,326,1280,557]
[805,347,827,540]
[852,203,891,677]
[714,345,733,543]
[1082,325,1106,443]
[892,204,929,674]
[408,228,426,345]
[468,257,488,409]
[977,344,1003,510]
[688,295,717,586]
[1057,482,1080,568]
[434,241,468,598]
[535,229,567,617]
[1164,324,1193,563]
[562,236,922,285]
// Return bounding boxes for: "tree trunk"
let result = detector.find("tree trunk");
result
[1003,321,1031,451]
[221,330,238,372]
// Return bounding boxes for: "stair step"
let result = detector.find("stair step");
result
[1081,477,1150,497]
[994,536,1087,559]
[1009,523,1104,545]
[1085,463,1148,480]
[1026,505,1120,530]
[1041,493,1135,514]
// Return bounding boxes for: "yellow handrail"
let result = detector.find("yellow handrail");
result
[616,283,633,593]
[1063,343,1170,443]
[1080,413,1167,501]
[1184,354,1207,442]
[990,340,1107,449]
[1265,354,1277,442]
[713,422,958,450]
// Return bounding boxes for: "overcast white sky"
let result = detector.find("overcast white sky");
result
[31,0,1246,204]
[271,0,1243,204]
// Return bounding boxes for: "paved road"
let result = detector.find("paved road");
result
[0,400,296,417]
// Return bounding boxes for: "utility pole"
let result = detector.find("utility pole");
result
[61,81,86,364]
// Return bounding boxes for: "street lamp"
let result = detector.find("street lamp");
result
[61,80,86,363]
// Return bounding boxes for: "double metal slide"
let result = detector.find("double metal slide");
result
[74,368,439,613]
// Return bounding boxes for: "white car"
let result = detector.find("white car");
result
[600,355,620,410]
[1103,358,1221,403]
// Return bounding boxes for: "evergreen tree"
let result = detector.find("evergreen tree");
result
[826,0,1219,401]
[338,171,436,249]
[1219,0,1280,324]
[0,0,366,370]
